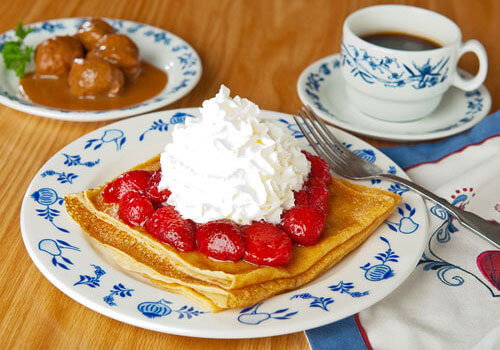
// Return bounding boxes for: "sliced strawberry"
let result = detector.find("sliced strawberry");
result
[294,189,308,206]
[145,170,171,203]
[102,170,152,203]
[145,206,196,252]
[307,186,330,213]
[243,222,292,266]
[281,206,326,246]
[196,220,244,261]
[118,191,155,227]
[302,151,331,185]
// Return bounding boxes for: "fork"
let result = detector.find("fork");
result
[294,106,500,249]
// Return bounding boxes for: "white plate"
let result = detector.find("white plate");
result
[297,54,491,142]
[0,18,202,121]
[20,109,428,338]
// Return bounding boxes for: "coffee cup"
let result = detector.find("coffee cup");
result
[340,5,488,122]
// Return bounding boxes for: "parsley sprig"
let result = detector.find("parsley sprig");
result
[2,22,34,78]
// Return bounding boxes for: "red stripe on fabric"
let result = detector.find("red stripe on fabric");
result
[354,313,373,350]
[404,134,500,171]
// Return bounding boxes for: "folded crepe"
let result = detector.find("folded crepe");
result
[65,155,401,312]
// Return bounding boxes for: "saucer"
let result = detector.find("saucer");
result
[297,54,491,142]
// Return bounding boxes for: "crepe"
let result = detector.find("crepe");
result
[65,155,401,312]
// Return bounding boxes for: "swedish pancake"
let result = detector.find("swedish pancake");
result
[65,154,401,311]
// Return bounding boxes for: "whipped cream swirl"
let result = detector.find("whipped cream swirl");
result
[158,85,310,225]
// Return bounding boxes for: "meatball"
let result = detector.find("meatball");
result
[68,58,124,98]
[87,34,141,79]
[35,36,84,77]
[76,18,115,51]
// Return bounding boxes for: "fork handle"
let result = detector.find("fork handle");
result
[381,174,500,248]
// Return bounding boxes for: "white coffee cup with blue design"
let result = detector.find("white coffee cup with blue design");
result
[340,5,488,122]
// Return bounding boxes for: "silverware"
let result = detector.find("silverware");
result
[294,106,500,249]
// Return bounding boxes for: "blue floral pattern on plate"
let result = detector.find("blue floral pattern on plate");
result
[74,265,106,288]
[237,303,298,325]
[361,237,399,281]
[138,299,206,319]
[38,239,80,270]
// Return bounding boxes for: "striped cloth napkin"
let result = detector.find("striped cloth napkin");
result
[306,111,500,350]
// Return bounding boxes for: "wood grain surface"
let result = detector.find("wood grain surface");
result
[0,1,497,349]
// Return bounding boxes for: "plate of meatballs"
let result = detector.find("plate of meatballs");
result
[0,18,202,121]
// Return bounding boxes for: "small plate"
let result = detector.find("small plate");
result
[0,18,202,121]
[297,54,491,142]
[20,109,428,338]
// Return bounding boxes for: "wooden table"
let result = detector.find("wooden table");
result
[0,0,497,348]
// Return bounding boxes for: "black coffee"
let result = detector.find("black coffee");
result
[361,32,441,51]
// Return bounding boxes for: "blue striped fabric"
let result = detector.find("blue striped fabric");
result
[306,316,368,350]
[381,111,500,170]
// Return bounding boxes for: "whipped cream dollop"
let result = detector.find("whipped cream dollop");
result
[158,85,310,225]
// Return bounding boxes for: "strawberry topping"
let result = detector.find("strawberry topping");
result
[281,206,326,246]
[118,191,155,227]
[294,189,309,206]
[307,185,330,213]
[243,222,292,266]
[145,170,171,204]
[102,170,152,203]
[303,150,331,185]
[145,206,196,252]
[196,220,244,261]
[305,176,327,189]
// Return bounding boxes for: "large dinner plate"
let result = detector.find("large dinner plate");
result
[20,109,428,338]
[0,18,202,121]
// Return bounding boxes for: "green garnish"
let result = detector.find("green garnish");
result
[2,22,34,78]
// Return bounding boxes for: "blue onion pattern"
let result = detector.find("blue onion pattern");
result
[62,154,100,167]
[361,237,399,281]
[74,265,106,288]
[41,170,78,184]
[103,283,134,306]
[85,129,126,151]
[31,188,68,233]
[290,293,334,312]
[137,299,206,319]
[139,112,194,141]
[38,239,80,270]
[238,302,298,325]
[386,203,419,234]
[138,299,173,318]
[328,281,369,298]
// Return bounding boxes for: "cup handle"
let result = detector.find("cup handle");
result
[452,39,488,91]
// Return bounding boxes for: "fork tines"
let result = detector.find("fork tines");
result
[294,106,357,170]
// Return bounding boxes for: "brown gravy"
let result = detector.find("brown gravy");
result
[19,61,167,111]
